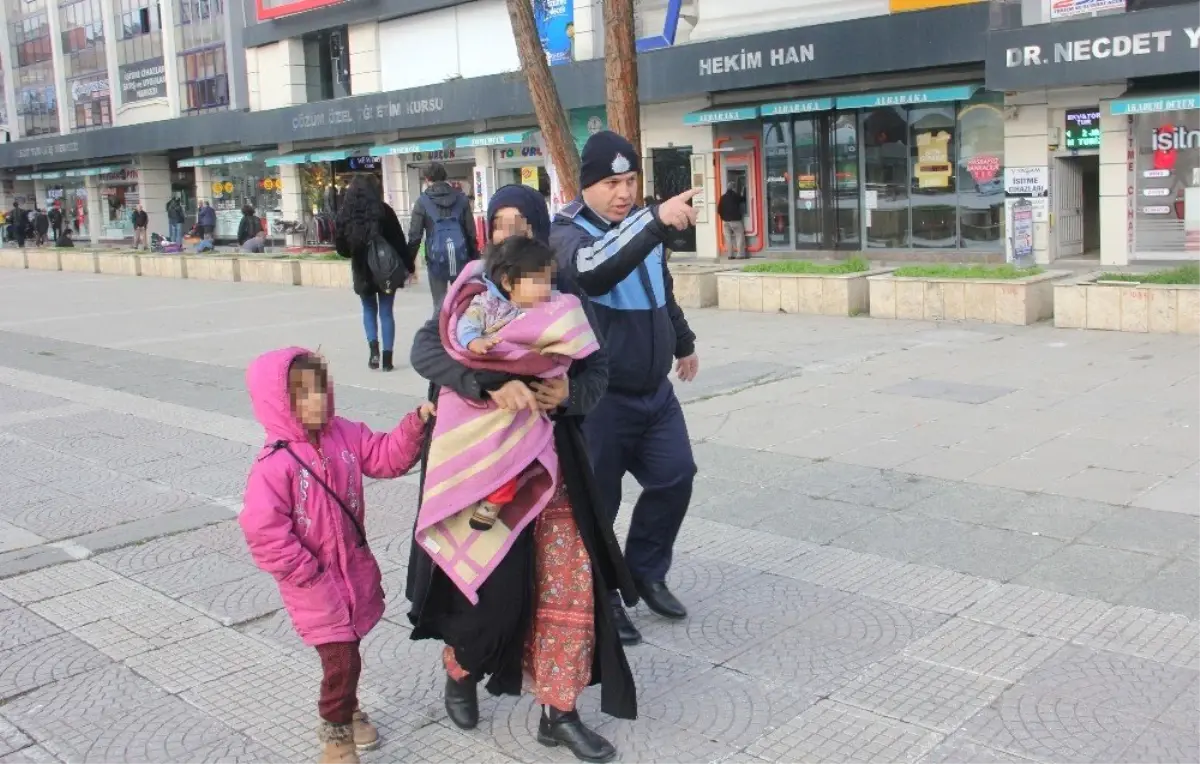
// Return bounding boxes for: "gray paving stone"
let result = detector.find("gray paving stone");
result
[832,655,1008,733]
[362,721,517,764]
[180,735,281,764]
[0,561,119,604]
[0,607,61,652]
[827,470,951,511]
[958,687,1150,763]
[69,503,235,555]
[129,552,260,598]
[1012,542,1171,602]
[124,628,280,693]
[747,700,941,763]
[881,379,1015,405]
[779,544,907,593]
[175,520,250,555]
[1157,676,1198,732]
[919,735,1035,763]
[0,546,77,580]
[0,665,168,738]
[693,487,815,528]
[835,513,1064,581]
[0,719,31,759]
[92,534,211,575]
[961,584,1113,641]
[692,442,815,486]
[660,556,761,608]
[904,619,1065,682]
[181,659,322,734]
[1117,721,1200,764]
[0,521,43,554]
[858,563,1000,615]
[28,579,167,630]
[0,594,14,612]
[181,574,283,626]
[751,498,890,544]
[1081,508,1200,557]
[776,460,882,499]
[0,744,58,763]
[679,523,813,572]
[371,532,412,574]
[1121,558,1200,619]
[238,610,307,654]
[596,714,737,764]
[0,633,110,700]
[1072,606,1200,669]
[73,610,217,661]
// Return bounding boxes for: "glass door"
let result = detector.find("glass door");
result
[792,113,861,249]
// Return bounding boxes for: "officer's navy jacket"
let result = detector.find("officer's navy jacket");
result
[550,199,696,395]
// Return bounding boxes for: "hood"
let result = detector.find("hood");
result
[487,184,550,244]
[425,182,464,208]
[246,346,335,444]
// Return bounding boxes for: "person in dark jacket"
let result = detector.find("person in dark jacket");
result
[407,163,480,308]
[166,197,185,243]
[407,184,636,763]
[236,204,260,246]
[131,205,149,250]
[34,207,50,247]
[717,182,746,259]
[10,202,24,248]
[197,201,216,240]
[551,130,700,648]
[47,203,63,243]
[335,174,415,371]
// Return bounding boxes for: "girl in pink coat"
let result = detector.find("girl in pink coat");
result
[239,347,431,764]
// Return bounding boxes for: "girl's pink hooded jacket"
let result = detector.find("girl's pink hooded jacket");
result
[240,347,425,646]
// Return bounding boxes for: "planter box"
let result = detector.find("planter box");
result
[869,270,1068,325]
[26,250,61,271]
[139,254,188,279]
[718,268,891,316]
[185,256,239,282]
[0,250,26,269]
[96,253,141,277]
[60,251,99,274]
[1055,273,1200,334]
[239,257,300,286]
[670,263,737,308]
[297,259,352,289]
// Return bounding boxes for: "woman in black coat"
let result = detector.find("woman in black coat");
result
[334,175,414,371]
[406,185,637,763]
[235,204,260,246]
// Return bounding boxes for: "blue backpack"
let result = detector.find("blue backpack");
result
[419,194,470,281]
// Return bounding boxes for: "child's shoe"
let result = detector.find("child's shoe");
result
[469,500,502,531]
[318,720,359,764]
[352,710,380,751]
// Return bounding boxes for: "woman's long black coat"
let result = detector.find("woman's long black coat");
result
[336,203,413,296]
[404,310,639,720]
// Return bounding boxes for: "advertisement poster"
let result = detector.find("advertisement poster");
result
[535,0,575,66]
[1009,199,1035,263]
[569,107,607,152]
[1050,0,1124,20]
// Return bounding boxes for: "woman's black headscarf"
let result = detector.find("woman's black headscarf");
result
[485,184,551,244]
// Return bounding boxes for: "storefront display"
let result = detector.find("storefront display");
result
[1128,105,1199,258]
[45,180,89,239]
[182,153,282,240]
[99,168,139,239]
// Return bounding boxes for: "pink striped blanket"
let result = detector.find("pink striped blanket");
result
[415,261,600,603]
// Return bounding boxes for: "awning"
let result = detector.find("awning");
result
[1110,92,1199,115]
[178,152,257,168]
[759,98,834,117]
[64,166,119,177]
[369,140,451,157]
[264,153,309,167]
[306,147,370,163]
[683,106,758,126]
[835,84,981,109]
[454,131,534,149]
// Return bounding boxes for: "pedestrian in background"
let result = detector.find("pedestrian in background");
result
[718,181,746,259]
[552,130,701,648]
[131,205,149,250]
[197,201,216,241]
[336,175,415,371]
[407,163,479,310]
[167,197,185,243]
[239,348,433,764]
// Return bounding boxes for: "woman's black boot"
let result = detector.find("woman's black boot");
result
[367,341,380,370]
[444,676,479,730]
[536,706,616,763]
[381,350,394,372]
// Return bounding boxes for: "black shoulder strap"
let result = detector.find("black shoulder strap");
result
[268,441,367,548]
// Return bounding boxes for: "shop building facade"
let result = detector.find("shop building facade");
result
[986,0,1199,265]
[0,0,1033,261]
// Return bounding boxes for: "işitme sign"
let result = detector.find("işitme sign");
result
[698,44,814,76]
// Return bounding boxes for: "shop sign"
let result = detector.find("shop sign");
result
[71,77,110,104]
[369,140,449,156]
[1004,166,1049,196]
[835,84,980,109]
[119,58,167,104]
[759,98,832,117]
[15,140,80,161]
[988,4,1200,90]
[63,166,118,177]
[698,44,814,77]
[966,154,1000,182]
[1065,108,1101,150]
[569,107,607,152]
[455,132,531,148]
[535,0,574,66]
[496,146,543,160]
[1050,0,1124,20]
[1111,93,1199,115]
[683,107,758,125]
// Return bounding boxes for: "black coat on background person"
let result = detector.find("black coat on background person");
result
[335,201,413,296]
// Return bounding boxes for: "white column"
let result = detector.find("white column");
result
[0,4,20,142]
[45,3,71,134]
[276,142,305,246]
[1098,101,1130,266]
[1003,91,1052,264]
[97,0,121,124]
[84,174,102,240]
[136,153,171,235]
[159,0,182,116]
[33,179,47,209]
[7,180,35,208]
[347,23,381,94]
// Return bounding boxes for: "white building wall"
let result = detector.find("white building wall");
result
[348,23,382,95]
[641,98,719,261]
[378,0,519,92]
[689,0,888,42]
[253,40,307,111]
[136,153,172,237]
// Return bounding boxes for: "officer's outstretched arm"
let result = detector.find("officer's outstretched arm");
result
[574,207,670,296]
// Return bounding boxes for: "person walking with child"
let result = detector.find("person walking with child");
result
[407,185,637,763]
[239,347,433,764]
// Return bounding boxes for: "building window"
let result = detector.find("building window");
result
[8,0,58,136]
[60,0,111,130]
[179,46,227,112]
[1132,108,1200,259]
[116,0,163,60]
[303,26,351,103]
[958,93,1005,251]
[862,106,910,248]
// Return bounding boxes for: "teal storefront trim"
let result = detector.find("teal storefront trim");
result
[1110,93,1199,115]
[369,140,451,157]
[307,147,369,163]
[683,106,758,125]
[759,98,834,117]
[264,153,310,167]
[454,131,534,148]
[180,152,257,168]
[836,84,981,109]
[62,166,118,178]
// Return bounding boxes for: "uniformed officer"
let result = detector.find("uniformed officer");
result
[552,130,701,646]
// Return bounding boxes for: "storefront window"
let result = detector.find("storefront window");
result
[862,106,910,248]
[45,183,89,239]
[99,167,138,237]
[832,114,861,248]
[207,160,281,239]
[1133,109,1200,259]
[909,105,957,248]
[9,0,59,137]
[763,120,791,248]
[958,93,1005,250]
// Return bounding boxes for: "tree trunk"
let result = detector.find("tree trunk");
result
[504,0,579,199]
[603,0,642,201]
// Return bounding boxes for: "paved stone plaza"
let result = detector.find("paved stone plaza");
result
[0,267,1197,763]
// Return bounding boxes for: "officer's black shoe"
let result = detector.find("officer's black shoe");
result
[444,675,479,730]
[636,580,688,620]
[611,603,642,646]
[537,706,617,763]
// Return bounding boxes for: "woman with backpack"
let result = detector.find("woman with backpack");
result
[335,175,416,371]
